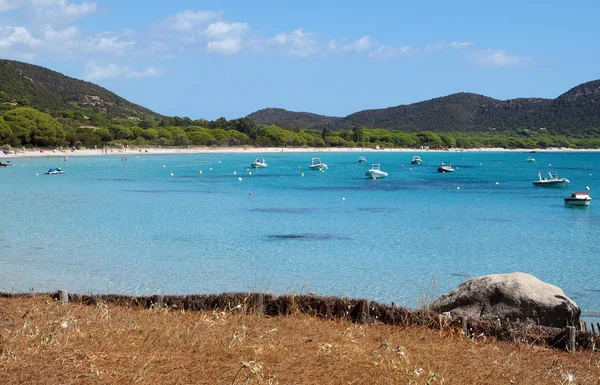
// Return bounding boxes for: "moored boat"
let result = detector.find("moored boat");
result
[358,156,366,163]
[564,191,592,206]
[437,162,454,173]
[365,164,388,179]
[251,157,267,168]
[45,167,65,175]
[411,156,423,165]
[309,158,328,170]
[526,157,536,162]
[532,171,569,187]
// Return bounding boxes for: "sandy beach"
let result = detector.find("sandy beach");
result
[2,146,598,159]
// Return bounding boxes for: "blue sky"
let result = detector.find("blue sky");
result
[0,0,598,120]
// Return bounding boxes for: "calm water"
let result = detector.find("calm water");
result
[1,151,599,314]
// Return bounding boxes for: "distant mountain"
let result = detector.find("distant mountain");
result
[0,59,159,119]
[247,80,600,133]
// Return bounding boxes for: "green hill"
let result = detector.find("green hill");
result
[0,59,160,119]
[247,80,600,134]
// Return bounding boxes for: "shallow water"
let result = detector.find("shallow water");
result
[1,151,599,313]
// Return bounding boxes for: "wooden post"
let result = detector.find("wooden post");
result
[58,290,68,304]
[583,321,588,332]
[461,316,468,336]
[153,294,164,308]
[591,323,596,336]
[566,326,577,352]
[256,292,264,315]
[360,300,370,324]
[597,323,600,335]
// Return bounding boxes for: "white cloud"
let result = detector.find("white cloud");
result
[449,41,473,49]
[44,25,78,40]
[425,41,473,52]
[62,1,96,19]
[82,61,164,81]
[329,35,373,53]
[0,26,41,48]
[468,49,533,67]
[203,21,247,55]
[0,0,97,22]
[166,10,220,31]
[84,35,135,54]
[205,21,247,38]
[268,29,321,57]
[369,45,414,58]
[206,38,242,55]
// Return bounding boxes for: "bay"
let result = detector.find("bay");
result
[1,151,598,314]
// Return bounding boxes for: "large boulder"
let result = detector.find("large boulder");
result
[431,272,580,327]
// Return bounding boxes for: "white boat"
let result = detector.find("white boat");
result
[251,157,267,168]
[564,191,592,206]
[437,162,454,173]
[358,156,366,163]
[45,168,65,175]
[411,156,423,165]
[526,157,536,162]
[0,161,14,167]
[532,171,570,187]
[309,158,328,170]
[365,164,388,179]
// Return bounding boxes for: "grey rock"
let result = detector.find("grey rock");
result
[431,272,580,327]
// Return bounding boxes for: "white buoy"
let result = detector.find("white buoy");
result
[199,170,202,174]
[495,182,499,185]
[162,165,166,168]
[456,186,460,190]
[209,167,212,171]
[341,197,346,201]
[233,171,237,175]
[35,173,39,176]
[170,172,174,177]
[586,186,591,191]
[238,177,242,181]
[248,171,252,176]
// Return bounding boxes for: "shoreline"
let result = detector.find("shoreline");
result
[2,145,600,159]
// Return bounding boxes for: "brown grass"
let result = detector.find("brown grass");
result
[0,296,599,384]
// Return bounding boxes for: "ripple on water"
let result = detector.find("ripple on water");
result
[267,233,352,241]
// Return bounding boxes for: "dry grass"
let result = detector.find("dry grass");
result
[0,296,599,384]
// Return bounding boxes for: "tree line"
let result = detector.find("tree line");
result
[1,107,600,150]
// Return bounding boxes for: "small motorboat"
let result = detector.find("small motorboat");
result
[526,157,536,162]
[411,156,423,165]
[251,157,267,168]
[365,164,388,179]
[358,156,366,163]
[0,161,14,167]
[564,191,592,206]
[309,158,328,170]
[45,167,65,175]
[437,162,454,173]
[532,171,569,187]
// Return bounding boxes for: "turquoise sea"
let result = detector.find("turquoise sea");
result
[1,151,599,315]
